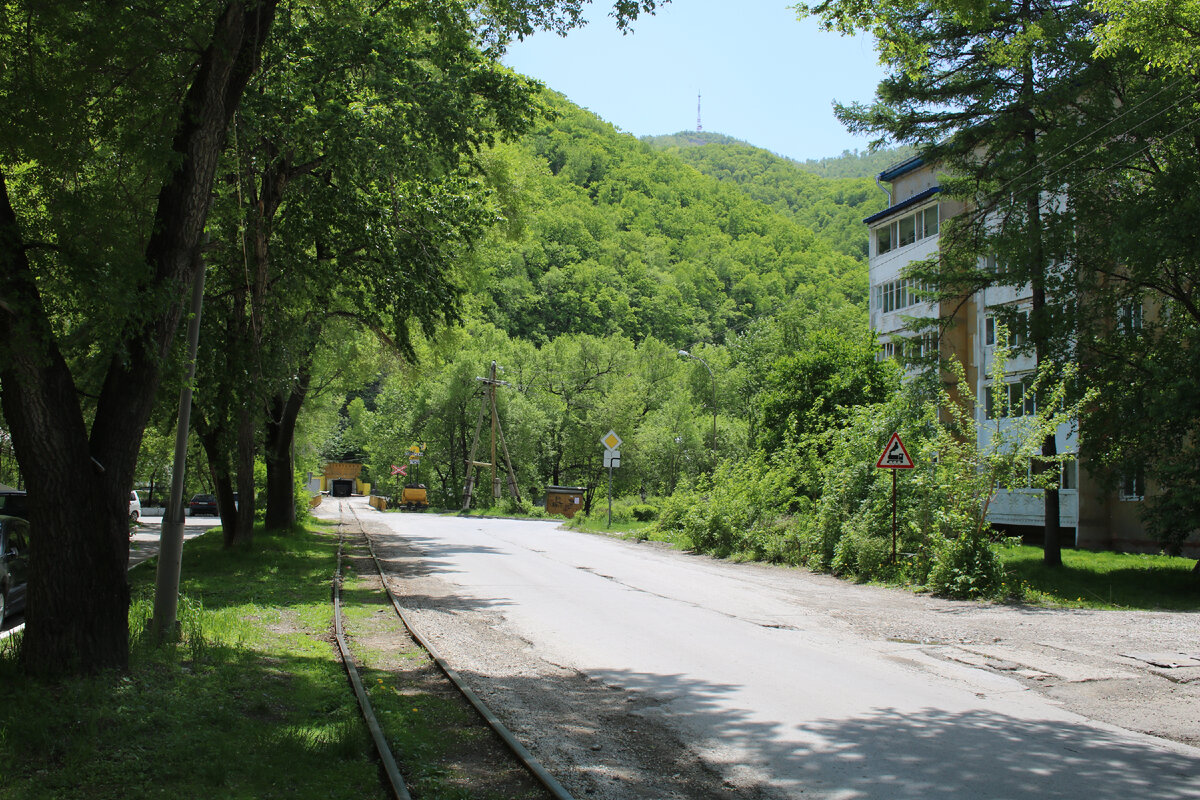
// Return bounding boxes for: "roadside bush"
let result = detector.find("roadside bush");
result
[600,496,662,524]
[927,529,1004,599]
[294,470,313,523]
[651,454,806,562]
[655,481,695,532]
[629,504,658,522]
[500,496,534,516]
[832,512,894,578]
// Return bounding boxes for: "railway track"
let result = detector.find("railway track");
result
[331,498,574,800]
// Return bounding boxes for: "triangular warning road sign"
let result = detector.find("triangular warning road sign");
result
[875,432,915,469]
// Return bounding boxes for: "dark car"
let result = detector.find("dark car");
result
[188,494,218,516]
[0,484,27,520]
[1,514,30,622]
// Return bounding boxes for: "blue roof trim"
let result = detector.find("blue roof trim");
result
[863,186,940,225]
[878,156,925,182]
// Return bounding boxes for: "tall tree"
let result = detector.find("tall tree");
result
[802,0,1101,566]
[1068,11,1200,559]
[198,0,550,534]
[1,0,281,676]
[0,0,662,677]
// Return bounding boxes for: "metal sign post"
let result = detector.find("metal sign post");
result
[875,432,915,563]
[601,431,622,528]
[603,448,621,527]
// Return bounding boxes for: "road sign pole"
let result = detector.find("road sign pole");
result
[607,464,613,528]
[892,468,898,564]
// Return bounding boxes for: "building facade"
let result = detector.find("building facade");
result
[865,157,1185,555]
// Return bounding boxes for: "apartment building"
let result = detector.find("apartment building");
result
[865,156,1176,555]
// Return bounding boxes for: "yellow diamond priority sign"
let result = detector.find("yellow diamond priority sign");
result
[601,430,622,451]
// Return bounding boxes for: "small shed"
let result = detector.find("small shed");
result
[545,485,585,518]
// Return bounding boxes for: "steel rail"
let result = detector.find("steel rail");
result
[343,502,576,800]
[333,507,413,800]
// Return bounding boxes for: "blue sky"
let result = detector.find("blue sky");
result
[502,0,886,162]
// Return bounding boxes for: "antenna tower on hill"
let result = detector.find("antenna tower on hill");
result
[696,92,702,133]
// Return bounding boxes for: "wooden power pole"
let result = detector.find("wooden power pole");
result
[462,361,521,510]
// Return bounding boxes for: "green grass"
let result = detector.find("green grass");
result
[0,524,383,800]
[566,514,655,536]
[998,545,1200,611]
[0,520,536,800]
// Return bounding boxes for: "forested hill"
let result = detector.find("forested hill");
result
[642,133,904,258]
[797,146,917,180]
[469,94,869,347]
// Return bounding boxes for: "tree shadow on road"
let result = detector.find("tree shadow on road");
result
[459,664,1200,800]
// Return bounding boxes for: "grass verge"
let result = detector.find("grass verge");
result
[643,520,1198,611]
[0,520,545,800]
[564,513,655,537]
[998,545,1200,611]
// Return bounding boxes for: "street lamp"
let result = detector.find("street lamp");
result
[678,349,717,457]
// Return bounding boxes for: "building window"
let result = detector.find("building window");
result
[881,333,940,363]
[922,206,939,238]
[1119,300,1143,334]
[984,308,1030,349]
[985,379,1035,419]
[1119,470,1144,501]
[873,204,939,257]
[876,277,928,315]
[877,224,894,255]
[1061,457,1077,491]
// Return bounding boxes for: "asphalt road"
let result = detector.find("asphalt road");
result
[360,505,1200,800]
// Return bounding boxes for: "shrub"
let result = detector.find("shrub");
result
[927,530,1005,599]
[500,496,534,516]
[629,504,657,522]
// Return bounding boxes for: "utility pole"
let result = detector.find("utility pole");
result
[153,242,206,641]
[462,361,521,510]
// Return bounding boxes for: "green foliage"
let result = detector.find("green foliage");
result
[629,503,658,522]
[651,453,805,563]
[927,529,1006,599]
[796,146,919,180]
[500,495,535,516]
[644,134,893,258]
[804,347,1090,593]
[1092,0,1200,73]
[470,94,868,347]
[753,327,894,457]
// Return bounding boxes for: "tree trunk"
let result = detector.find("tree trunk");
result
[0,2,279,676]
[264,368,311,530]
[1,173,132,675]
[196,419,239,547]
[230,404,256,546]
[1019,50,1063,569]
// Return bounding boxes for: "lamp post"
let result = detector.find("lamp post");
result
[678,350,717,458]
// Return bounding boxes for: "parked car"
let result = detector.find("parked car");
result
[0,514,30,622]
[129,490,142,525]
[0,484,27,520]
[187,494,218,516]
